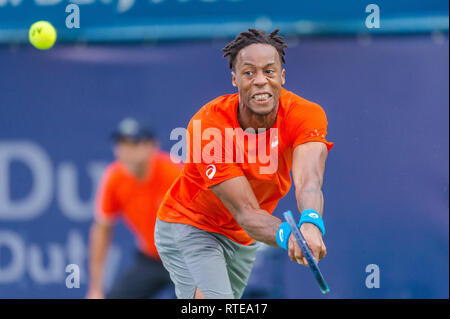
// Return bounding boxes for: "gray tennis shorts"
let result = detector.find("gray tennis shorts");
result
[154,218,259,299]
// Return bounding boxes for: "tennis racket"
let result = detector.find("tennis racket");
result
[283,210,330,294]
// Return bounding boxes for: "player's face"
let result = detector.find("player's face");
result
[232,43,285,115]
[114,138,156,171]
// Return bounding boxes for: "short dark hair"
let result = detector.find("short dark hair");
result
[222,28,288,70]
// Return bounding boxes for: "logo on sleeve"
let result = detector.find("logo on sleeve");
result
[308,212,319,219]
[279,229,284,242]
[206,164,216,180]
[271,136,278,148]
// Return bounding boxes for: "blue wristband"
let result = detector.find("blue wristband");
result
[298,209,325,237]
[276,222,292,250]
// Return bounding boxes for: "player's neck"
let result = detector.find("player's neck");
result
[126,161,150,181]
[134,164,148,180]
[237,102,278,132]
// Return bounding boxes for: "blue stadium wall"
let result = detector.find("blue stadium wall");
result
[0,0,448,42]
[0,35,448,298]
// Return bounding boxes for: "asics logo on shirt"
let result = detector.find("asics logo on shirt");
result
[206,164,216,179]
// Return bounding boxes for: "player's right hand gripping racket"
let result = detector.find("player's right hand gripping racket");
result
[283,210,330,294]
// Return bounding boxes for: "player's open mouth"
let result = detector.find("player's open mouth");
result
[251,93,272,104]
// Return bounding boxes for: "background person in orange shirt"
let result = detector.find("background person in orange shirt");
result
[86,118,182,299]
[155,29,334,299]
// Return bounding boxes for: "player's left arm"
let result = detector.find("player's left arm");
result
[289,141,329,265]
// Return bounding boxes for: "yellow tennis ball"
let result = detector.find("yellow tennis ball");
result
[29,21,57,50]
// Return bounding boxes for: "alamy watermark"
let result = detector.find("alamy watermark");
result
[64,3,381,31]
[65,264,80,288]
[365,264,380,288]
[169,120,279,175]
[65,4,80,29]
[365,4,380,29]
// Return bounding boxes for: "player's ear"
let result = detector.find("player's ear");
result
[231,71,237,87]
[281,68,286,85]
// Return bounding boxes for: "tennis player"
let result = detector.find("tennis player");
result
[155,29,334,299]
[86,118,182,299]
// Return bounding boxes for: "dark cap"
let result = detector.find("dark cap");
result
[111,117,156,142]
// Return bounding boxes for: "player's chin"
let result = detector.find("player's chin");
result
[248,102,276,116]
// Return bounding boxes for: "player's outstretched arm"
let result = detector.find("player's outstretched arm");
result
[210,176,282,247]
[86,220,114,299]
[290,141,329,265]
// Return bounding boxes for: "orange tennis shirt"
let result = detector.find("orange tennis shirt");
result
[157,88,334,245]
[95,151,182,260]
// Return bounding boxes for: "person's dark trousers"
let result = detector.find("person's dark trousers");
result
[107,251,173,299]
